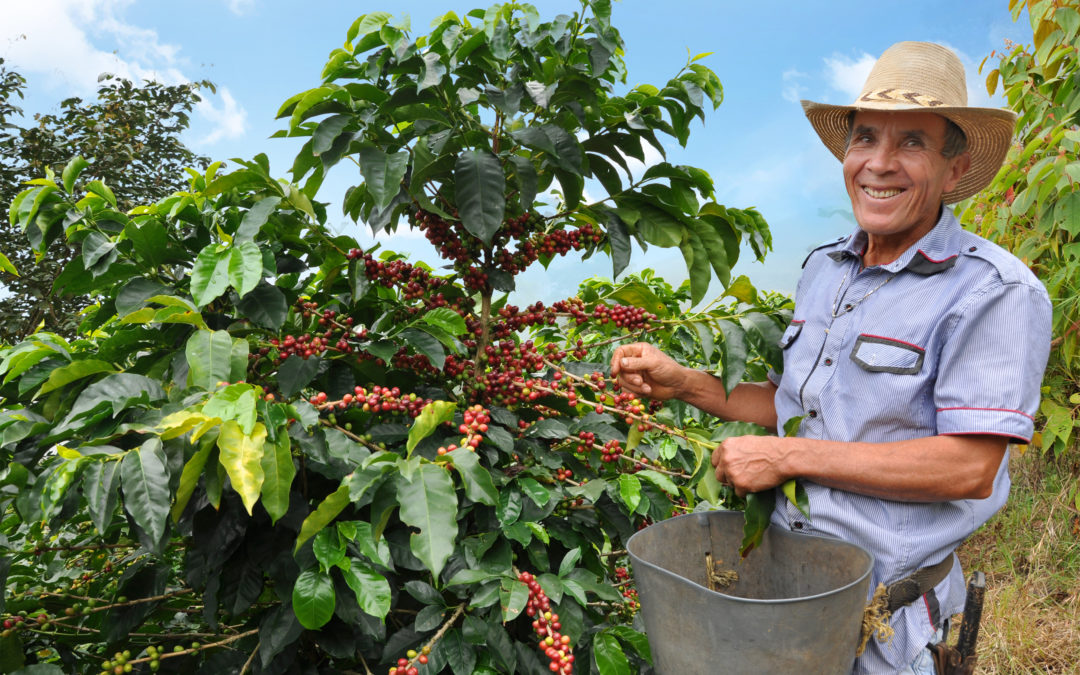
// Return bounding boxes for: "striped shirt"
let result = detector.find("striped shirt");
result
[767,206,1051,672]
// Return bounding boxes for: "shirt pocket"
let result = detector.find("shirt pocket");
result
[849,334,925,375]
[777,319,804,350]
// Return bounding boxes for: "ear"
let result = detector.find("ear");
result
[943,151,971,193]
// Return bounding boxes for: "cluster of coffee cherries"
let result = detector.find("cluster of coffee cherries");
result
[554,467,574,482]
[387,645,430,675]
[598,439,624,463]
[257,300,363,365]
[436,405,491,455]
[550,296,657,332]
[347,248,447,301]
[519,571,574,674]
[308,386,432,418]
[413,208,604,291]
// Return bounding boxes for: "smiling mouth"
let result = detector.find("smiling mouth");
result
[862,186,904,199]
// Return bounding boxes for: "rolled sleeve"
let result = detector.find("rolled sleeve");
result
[934,279,1052,442]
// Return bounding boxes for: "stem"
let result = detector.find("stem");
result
[125,628,260,667]
[402,603,466,670]
[474,290,493,380]
[240,644,259,674]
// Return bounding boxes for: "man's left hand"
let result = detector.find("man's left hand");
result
[712,435,792,497]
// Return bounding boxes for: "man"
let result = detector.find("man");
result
[612,42,1051,673]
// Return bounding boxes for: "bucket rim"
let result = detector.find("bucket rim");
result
[626,510,875,606]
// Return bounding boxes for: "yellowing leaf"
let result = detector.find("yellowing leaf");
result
[217,420,267,515]
[158,411,220,441]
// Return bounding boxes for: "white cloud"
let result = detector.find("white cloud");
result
[226,0,255,16]
[0,0,247,146]
[820,43,1005,108]
[196,88,247,145]
[781,68,809,103]
[823,51,877,102]
[933,41,1001,108]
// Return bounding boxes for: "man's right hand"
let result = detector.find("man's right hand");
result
[610,342,689,401]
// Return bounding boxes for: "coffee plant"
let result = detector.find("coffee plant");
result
[0,2,791,672]
[960,0,1080,465]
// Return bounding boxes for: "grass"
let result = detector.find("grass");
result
[953,450,1080,673]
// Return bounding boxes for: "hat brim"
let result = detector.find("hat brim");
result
[802,100,1017,203]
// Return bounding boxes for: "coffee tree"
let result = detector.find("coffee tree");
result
[0,2,790,673]
[959,0,1080,461]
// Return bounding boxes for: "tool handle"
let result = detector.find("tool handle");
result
[955,571,985,658]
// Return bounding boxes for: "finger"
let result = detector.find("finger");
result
[711,444,722,468]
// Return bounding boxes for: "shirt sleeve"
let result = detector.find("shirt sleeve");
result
[933,278,1052,443]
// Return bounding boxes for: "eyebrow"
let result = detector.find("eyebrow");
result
[853,124,930,141]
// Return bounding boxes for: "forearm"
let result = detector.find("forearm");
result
[678,371,778,430]
[782,434,1007,501]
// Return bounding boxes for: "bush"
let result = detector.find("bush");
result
[0,3,788,673]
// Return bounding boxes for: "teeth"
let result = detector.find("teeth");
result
[863,186,903,199]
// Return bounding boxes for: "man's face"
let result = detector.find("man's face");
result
[842,110,970,241]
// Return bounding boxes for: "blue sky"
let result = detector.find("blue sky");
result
[0,0,1031,305]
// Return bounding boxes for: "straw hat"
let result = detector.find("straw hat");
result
[802,41,1017,203]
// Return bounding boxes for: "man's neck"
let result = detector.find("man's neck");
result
[860,206,943,267]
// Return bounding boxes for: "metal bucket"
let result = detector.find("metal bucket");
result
[627,510,873,674]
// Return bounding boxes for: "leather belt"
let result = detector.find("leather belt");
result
[885,554,956,613]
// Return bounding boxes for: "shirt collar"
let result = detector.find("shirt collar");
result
[826,206,961,276]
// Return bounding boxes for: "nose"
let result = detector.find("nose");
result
[864,142,900,173]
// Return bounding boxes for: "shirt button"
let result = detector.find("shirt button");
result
[843,303,853,312]
[793,521,804,530]
[969,246,977,252]
[823,357,833,366]
[808,410,818,418]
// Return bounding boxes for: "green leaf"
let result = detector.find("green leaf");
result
[275,354,322,399]
[61,156,89,193]
[339,557,392,619]
[500,578,530,622]
[359,147,409,212]
[419,51,447,91]
[186,330,248,390]
[171,435,214,522]
[716,319,748,395]
[518,477,551,506]
[740,489,776,558]
[636,469,678,496]
[422,307,468,336]
[228,241,263,297]
[36,359,116,397]
[558,548,582,578]
[296,483,351,551]
[396,464,458,578]
[313,529,346,570]
[217,420,267,515]
[291,569,335,629]
[781,479,810,520]
[237,282,288,330]
[401,327,447,370]
[455,149,506,245]
[593,631,632,675]
[0,251,17,277]
[81,231,116,270]
[407,400,456,455]
[604,625,652,663]
[83,459,121,535]
[236,196,281,242]
[260,433,296,524]
[120,438,171,552]
[190,245,231,307]
[680,232,711,306]
[509,155,538,210]
[603,210,631,279]
[617,473,642,512]
[448,447,499,506]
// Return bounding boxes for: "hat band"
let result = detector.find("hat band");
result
[858,88,946,107]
